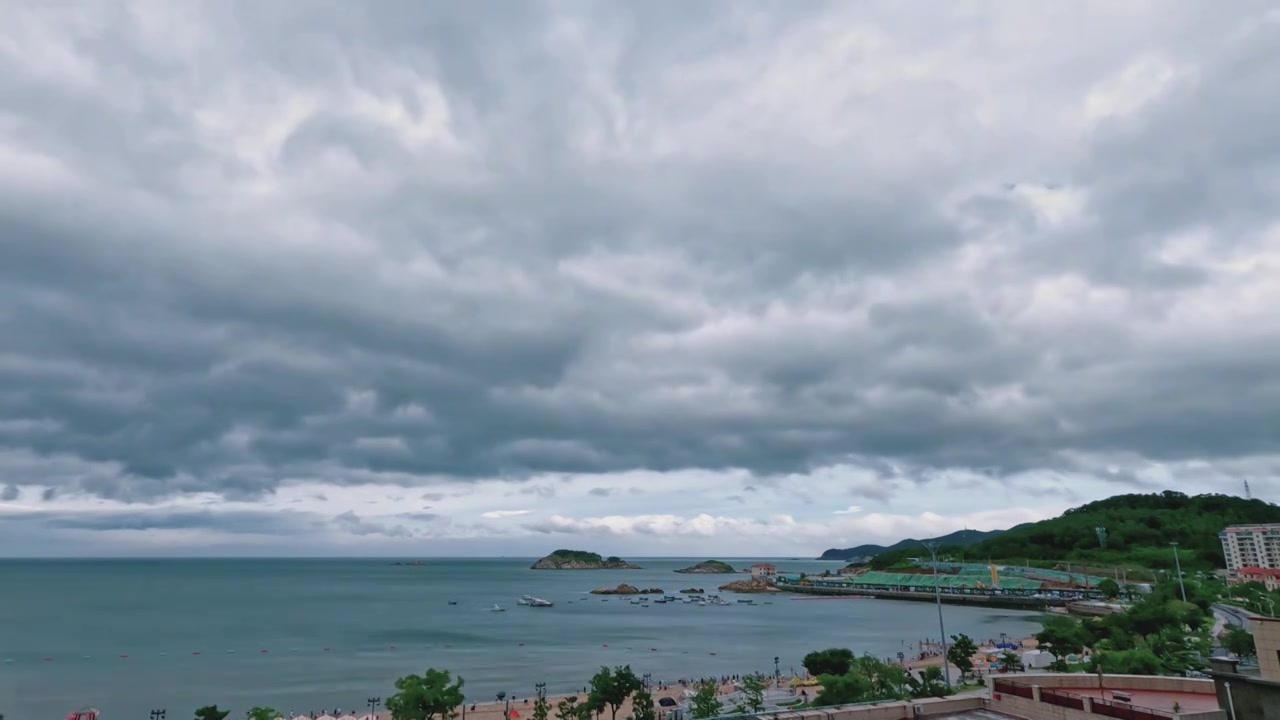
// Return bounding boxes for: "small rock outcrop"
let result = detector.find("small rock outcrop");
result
[531,549,642,570]
[719,577,781,593]
[590,584,664,595]
[674,560,737,574]
[680,588,705,594]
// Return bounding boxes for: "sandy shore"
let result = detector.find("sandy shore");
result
[288,637,1040,718]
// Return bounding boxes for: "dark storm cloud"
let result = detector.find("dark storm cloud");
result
[1,1,1279,507]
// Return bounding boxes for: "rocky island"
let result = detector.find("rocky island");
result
[674,560,737,574]
[590,584,664,595]
[718,577,781,593]
[680,588,705,594]
[531,549,642,570]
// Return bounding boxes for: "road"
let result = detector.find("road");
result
[1213,603,1252,634]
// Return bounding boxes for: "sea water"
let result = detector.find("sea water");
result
[0,558,1044,718]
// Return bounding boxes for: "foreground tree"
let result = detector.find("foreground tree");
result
[533,692,550,720]
[906,667,949,699]
[386,668,466,720]
[631,687,656,720]
[556,696,585,720]
[1223,625,1256,659]
[947,634,977,683]
[1097,578,1121,598]
[247,708,279,720]
[802,648,855,677]
[739,674,768,713]
[813,655,908,705]
[1036,615,1087,665]
[689,681,723,720]
[1088,648,1163,675]
[588,666,642,720]
[194,707,230,720]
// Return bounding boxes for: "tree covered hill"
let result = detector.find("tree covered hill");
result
[818,528,1005,561]
[870,492,1280,571]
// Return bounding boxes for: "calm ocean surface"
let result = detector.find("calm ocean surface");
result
[0,558,1044,719]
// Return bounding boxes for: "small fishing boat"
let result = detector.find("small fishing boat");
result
[448,601,458,605]
[491,604,506,612]
[517,597,531,606]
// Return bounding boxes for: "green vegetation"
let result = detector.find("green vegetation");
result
[802,647,855,676]
[1033,576,1216,677]
[194,708,230,720]
[811,653,950,705]
[587,666,642,720]
[737,674,768,713]
[386,668,466,720]
[1223,625,1256,659]
[1222,580,1280,616]
[533,693,551,720]
[556,696,589,720]
[946,634,977,682]
[871,492,1280,571]
[631,687,656,720]
[247,709,278,720]
[689,681,723,719]
[551,550,606,563]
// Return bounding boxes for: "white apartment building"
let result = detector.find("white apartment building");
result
[1220,524,1280,572]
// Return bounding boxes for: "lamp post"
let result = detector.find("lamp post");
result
[923,541,951,690]
[368,696,381,718]
[1170,542,1188,603]
[642,674,651,691]
[773,656,780,683]
[536,682,547,699]
[498,692,509,720]
[150,711,166,720]
[1224,681,1236,720]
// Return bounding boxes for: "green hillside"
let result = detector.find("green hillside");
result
[871,491,1280,572]
[818,529,1005,561]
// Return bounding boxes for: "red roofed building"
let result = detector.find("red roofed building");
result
[1234,565,1280,591]
[750,563,777,578]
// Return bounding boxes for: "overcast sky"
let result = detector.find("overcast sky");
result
[2,1,1279,557]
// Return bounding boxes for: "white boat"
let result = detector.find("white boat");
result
[528,597,554,607]
[517,598,531,606]
[491,604,506,612]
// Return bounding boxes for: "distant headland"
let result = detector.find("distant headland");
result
[531,549,642,570]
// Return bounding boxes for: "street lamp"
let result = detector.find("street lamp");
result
[536,682,547,699]
[497,692,510,719]
[642,674,651,690]
[368,696,381,718]
[1170,542,1188,603]
[773,656,780,683]
[922,541,952,690]
[150,711,166,720]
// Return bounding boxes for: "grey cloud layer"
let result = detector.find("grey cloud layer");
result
[2,2,1279,502]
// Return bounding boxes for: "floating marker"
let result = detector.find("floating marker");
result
[260,649,268,653]
[119,654,128,658]
[192,651,201,655]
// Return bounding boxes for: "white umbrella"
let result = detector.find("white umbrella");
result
[316,715,338,720]
[338,715,359,720]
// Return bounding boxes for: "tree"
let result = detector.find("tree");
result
[386,668,466,720]
[1036,615,1088,662]
[814,671,875,705]
[194,708,230,720]
[533,694,551,720]
[631,687,656,720]
[689,681,722,720]
[1097,578,1121,598]
[248,709,279,720]
[556,696,589,720]
[1088,648,1163,675]
[740,674,768,713]
[588,666,642,720]
[1223,625,1256,659]
[802,648,855,676]
[906,667,949,699]
[998,651,1022,673]
[947,634,977,682]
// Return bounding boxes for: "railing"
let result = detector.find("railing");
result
[992,679,1034,698]
[1090,697,1173,720]
[992,679,1174,719]
[1041,688,1086,710]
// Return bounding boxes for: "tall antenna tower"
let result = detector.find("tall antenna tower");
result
[1245,479,1252,499]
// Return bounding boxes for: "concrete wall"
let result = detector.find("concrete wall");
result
[1256,616,1280,681]
[765,696,984,720]
[995,672,1215,694]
